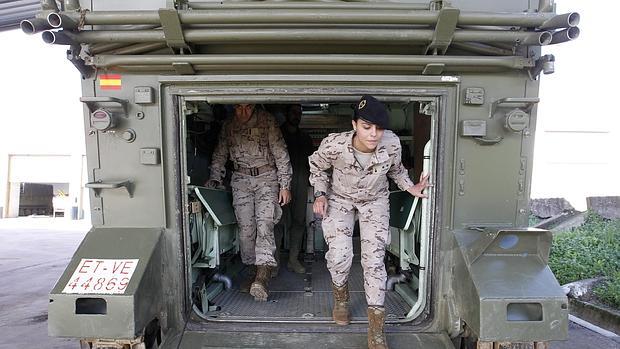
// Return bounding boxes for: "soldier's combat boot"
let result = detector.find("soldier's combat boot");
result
[239,265,256,293]
[287,245,306,274]
[332,282,350,325]
[367,306,388,349]
[287,227,306,274]
[250,265,270,301]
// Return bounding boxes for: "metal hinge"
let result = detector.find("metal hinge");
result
[419,101,437,115]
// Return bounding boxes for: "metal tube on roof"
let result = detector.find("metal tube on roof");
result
[549,27,580,45]
[64,28,552,46]
[20,18,52,34]
[88,54,533,71]
[104,42,168,55]
[187,2,432,10]
[539,12,580,29]
[450,42,514,56]
[55,9,574,29]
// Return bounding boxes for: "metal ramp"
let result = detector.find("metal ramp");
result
[206,259,410,323]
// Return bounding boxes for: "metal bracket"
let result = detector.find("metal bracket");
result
[86,180,134,198]
[474,136,503,145]
[66,45,94,79]
[419,101,437,115]
[422,63,445,75]
[80,96,129,114]
[425,7,460,55]
[488,97,540,118]
[159,8,188,49]
[173,62,196,75]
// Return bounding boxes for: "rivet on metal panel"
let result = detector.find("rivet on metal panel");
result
[136,111,145,119]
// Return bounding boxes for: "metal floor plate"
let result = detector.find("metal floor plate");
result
[208,258,410,322]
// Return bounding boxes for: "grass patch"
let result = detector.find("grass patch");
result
[548,213,620,308]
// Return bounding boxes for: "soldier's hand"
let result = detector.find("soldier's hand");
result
[313,196,328,217]
[279,189,292,206]
[407,173,430,198]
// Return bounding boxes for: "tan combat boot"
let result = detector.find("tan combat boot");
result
[250,265,270,301]
[239,265,256,293]
[332,282,350,325]
[367,306,388,349]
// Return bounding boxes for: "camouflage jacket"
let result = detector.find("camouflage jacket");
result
[308,130,414,201]
[210,109,292,190]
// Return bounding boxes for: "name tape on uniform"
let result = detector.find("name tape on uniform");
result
[62,258,139,295]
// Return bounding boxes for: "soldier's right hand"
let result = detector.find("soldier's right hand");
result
[313,196,328,217]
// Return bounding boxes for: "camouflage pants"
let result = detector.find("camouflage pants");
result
[231,170,282,267]
[322,195,390,306]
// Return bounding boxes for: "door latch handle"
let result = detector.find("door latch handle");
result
[86,180,133,198]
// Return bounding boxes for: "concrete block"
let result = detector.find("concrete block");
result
[586,196,620,220]
[530,198,575,218]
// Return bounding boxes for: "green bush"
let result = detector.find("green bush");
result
[594,271,620,308]
[548,212,620,308]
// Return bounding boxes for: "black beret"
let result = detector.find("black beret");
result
[353,95,389,129]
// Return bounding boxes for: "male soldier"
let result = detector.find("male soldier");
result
[309,95,429,349]
[274,104,314,274]
[208,104,292,301]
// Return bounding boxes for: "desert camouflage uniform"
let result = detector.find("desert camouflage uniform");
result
[309,130,414,306]
[210,109,292,267]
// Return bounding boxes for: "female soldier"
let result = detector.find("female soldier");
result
[309,95,429,349]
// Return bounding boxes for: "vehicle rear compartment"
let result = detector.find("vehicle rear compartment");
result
[181,99,436,326]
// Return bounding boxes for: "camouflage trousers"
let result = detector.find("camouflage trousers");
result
[322,194,390,306]
[231,170,282,267]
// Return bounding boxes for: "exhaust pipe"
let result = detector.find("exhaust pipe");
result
[42,30,75,45]
[20,18,52,34]
[211,273,232,290]
[47,12,79,29]
[539,12,580,30]
[550,27,580,44]
[524,31,553,46]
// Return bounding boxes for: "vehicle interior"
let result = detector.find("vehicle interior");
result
[180,99,436,324]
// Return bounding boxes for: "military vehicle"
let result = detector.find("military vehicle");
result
[19,0,579,348]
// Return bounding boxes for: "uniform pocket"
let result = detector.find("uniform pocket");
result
[370,161,391,175]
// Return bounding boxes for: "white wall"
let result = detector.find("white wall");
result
[532,1,620,210]
[0,29,85,218]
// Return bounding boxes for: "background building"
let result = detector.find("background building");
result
[0,30,87,219]
[0,0,617,218]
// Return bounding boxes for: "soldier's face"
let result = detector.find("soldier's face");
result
[352,119,384,151]
[234,104,255,122]
[286,105,302,126]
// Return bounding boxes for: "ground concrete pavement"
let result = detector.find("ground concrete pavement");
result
[0,218,618,349]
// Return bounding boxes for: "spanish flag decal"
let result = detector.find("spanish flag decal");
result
[99,74,122,90]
